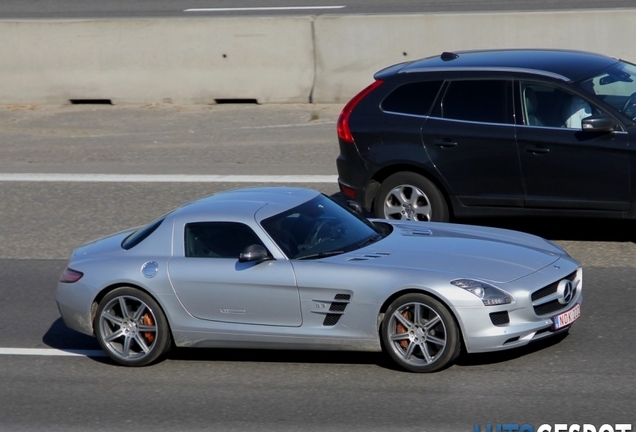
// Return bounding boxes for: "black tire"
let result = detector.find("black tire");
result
[374,172,448,222]
[94,287,172,366]
[381,293,461,373]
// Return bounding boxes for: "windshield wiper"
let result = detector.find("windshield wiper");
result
[296,250,345,260]
[358,234,383,248]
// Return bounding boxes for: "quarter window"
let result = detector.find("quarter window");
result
[441,80,511,124]
[184,222,265,258]
[381,81,443,115]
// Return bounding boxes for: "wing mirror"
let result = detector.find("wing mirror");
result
[581,115,615,133]
[239,244,272,263]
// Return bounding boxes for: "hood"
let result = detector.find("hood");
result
[337,221,565,284]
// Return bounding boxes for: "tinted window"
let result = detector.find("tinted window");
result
[261,195,381,260]
[381,81,443,115]
[521,82,604,129]
[441,80,510,124]
[184,222,264,258]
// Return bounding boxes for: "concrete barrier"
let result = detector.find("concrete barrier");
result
[0,17,315,104]
[313,9,636,103]
[1,10,635,104]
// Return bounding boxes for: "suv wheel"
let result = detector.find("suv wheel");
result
[374,172,448,222]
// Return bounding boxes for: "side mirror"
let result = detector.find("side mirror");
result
[347,200,364,214]
[238,244,271,263]
[581,115,614,133]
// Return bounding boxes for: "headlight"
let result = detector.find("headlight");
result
[451,279,513,306]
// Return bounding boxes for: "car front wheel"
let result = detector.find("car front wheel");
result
[94,287,172,366]
[374,172,448,222]
[382,293,461,373]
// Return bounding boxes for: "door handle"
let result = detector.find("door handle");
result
[433,140,458,148]
[527,147,550,154]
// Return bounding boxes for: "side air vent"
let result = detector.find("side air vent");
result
[318,293,352,326]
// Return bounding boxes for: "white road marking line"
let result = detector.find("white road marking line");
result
[185,6,346,12]
[0,348,106,357]
[0,174,338,183]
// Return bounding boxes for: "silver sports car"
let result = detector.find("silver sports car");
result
[56,187,582,372]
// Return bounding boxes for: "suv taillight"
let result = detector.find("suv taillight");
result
[337,80,383,143]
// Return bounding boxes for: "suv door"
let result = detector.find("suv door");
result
[516,81,631,211]
[421,79,524,208]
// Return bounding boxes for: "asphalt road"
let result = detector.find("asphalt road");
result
[0,0,635,18]
[1,104,635,431]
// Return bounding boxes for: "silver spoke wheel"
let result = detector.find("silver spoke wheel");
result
[387,301,446,367]
[382,293,460,372]
[94,287,171,366]
[383,184,432,221]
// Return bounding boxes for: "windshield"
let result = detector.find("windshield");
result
[261,195,383,260]
[582,60,636,122]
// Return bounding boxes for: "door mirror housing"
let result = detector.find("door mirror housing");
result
[239,244,271,263]
[582,115,615,132]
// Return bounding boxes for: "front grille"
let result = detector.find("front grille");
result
[490,311,510,326]
[534,300,566,316]
[532,270,578,316]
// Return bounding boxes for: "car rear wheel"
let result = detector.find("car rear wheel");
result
[94,287,171,366]
[374,172,448,222]
[382,293,461,373]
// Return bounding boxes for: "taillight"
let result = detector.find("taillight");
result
[337,80,384,143]
[59,268,84,283]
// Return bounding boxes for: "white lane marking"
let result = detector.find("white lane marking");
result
[185,6,346,12]
[0,348,106,357]
[0,174,337,183]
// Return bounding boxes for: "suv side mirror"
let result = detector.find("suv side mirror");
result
[239,244,271,263]
[582,115,615,133]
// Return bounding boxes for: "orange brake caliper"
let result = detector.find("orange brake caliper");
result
[142,314,155,343]
[396,310,411,349]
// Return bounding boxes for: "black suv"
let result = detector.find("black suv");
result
[336,49,636,222]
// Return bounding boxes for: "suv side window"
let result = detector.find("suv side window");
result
[184,222,265,258]
[520,82,604,129]
[381,81,443,116]
[440,80,511,124]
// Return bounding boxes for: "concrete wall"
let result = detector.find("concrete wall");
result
[0,18,315,104]
[0,9,634,104]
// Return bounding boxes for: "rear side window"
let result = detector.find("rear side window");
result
[121,217,165,250]
[441,80,510,124]
[185,222,264,258]
[381,81,443,115]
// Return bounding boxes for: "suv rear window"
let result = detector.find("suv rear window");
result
[381,81,443,115]
[440,80,510,124]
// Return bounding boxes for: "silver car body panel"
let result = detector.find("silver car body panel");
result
[56,187,582,354]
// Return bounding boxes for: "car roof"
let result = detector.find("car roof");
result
[376,49,621,83]
[171,186,321,221]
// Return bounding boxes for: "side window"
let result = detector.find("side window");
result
[441,80,511,124]
[381,81,443,115]
[521,82,604,129]
[184,222,264,258]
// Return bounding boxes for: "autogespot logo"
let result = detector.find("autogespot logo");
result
[473,425,632,432]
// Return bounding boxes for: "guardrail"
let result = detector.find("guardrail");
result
[1,9,634,104]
